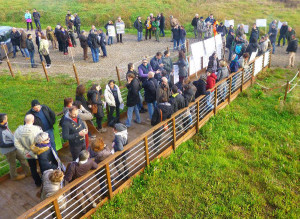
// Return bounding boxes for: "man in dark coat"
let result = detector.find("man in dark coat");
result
[193,74,210,99]
[10,28,24,58]
[125,73,141,127]
[217,22,228,37]
[277,22,288,46]
[134,16,143,41]
[26,100,57,151]
[249,24,260,43]
[159,13,165,37]
[32,9,41,30]
[286,35,298,68]
[191,14,199,39]
[74,13,81,38]
[54,24,63,52]
[79,30,88,60]
[226,31,235,62]
[268,25,278,54]
[169,85,185,113]
[286,27,296,44]
[98,29,107,57]
[172,25,181,50]
[62,107,87,161]
[143,72,158,120]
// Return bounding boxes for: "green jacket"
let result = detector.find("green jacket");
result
[152,21,160,31]
[286,29,296,42]
[162,56,173,74]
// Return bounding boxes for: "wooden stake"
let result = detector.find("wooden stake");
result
[105,164,113,199]
[186,39,189,54]
[72,63,80,85]
[167,47,169,53]
[52,200,62,219]
[144,136,150,166]
[241,70,244,92]
[268,51,272,68]
[1,44,14,78]
[172,117,176,151]
[187,56,190,76]
[196,100,200,132]
[251,61,256,85]
[284,80,289,102]
[214,88,217,115]
[116,66,122,86]
[41,61,49,82]
[229,77,232,103]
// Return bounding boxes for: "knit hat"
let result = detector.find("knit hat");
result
[35,132,49,144]
[200,16,203,19]
[31,99,40,108]
[114,123,127,132]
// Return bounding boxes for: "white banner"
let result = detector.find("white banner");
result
[215,34,223,60]
[256,19,267,27]
[191,41,205,59]
[264,51,269,67]
[173,65,179,84]
[249,49,258,62]
[204,37,216,56]
[203,56,209,68]
[224,20,234,28]
[116,22,125,34]
[254,56,263,76]
[189,56,201,76]
[277,21,287,30]
[108,25,116,37]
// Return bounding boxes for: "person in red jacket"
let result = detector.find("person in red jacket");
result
[206,70,217,90]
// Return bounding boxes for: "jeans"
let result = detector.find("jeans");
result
[173,39,180,50]
[46,129,56,153]
[75,25,81,37]
[271,42,275,54]
[29,50,35,67]
[193,26,198,39]
[5,149,30,179]
[100,45,107,57]
[228,48,233,62]
[91,47,99,62]
[138,91,143,110]
[137,31,143,41]
[26,22,33,31]
[180,38,185,50]
[108,36,113,45]
[160,28,165,37]
[34,19,41,30]
[43,54,51,66]
[125,104,141,127]
[108,104,120,124]
[147,101,157,119]
[21,48,30,57]
[277,35,286,46]
[12,45,24,57]
[27,159,42,186]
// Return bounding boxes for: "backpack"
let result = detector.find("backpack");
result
[235,43,244,55]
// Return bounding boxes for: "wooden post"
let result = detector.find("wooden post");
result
[268,51,272,68]
[116,66,122,86]
[105,164,113,199]
[2,44,14,78]
[172,117,176,151]
[196,100,200,132]
[187,56,190,76]
[52,199,62,219]
[144,136,150,166]
[214,88,217,115]
[241,70,244,92]
[284,80,289,102]
[41,61,49,82]
[72,63,80,85]
[251,61,255,86]
[228,77,232,103]
[262,53,265,71]
[186,39,189,54]
[167,47,169,53]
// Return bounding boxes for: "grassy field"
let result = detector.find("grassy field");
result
[1,0,300,36]
[93,68,299,218]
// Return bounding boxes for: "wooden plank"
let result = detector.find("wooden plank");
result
[105,164,113,199]
[144,136,150,166]
[172,117,176,151]
[196,100,200,132]
[53,199,62,219]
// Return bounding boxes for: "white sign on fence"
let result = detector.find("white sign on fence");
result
[173,65,179,84]
[256,19,267,27]
[215,34,223,60]
[116,22,125,34]
[108,25,116,37]
[264,51,269,67]
[191,41,205,59]
[254,56,263,76]
[224,20,234,28]
[189,56,201,76]
[249,49,258,62]
[204,37,216,56]
[203,56,209,68]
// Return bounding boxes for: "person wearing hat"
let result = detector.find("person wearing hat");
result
[277,22,288,47]
[191,14,199,39]
[0,113,30,181]
[268,24,278,54]
[197,16,205,41]
[26,99,57,152]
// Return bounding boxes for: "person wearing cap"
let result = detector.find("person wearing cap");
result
[197,16,205,41]
[277,22,288,47]
[268,24,278,54]
[79,30,89,60]
[14,114,43,186]
[191,14,199,39]
[138,58,153,83]
[26,100,56,152]
[74,13,81,38]
[0,113,30,181]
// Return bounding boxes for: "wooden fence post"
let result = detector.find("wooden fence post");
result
[228,77,232,103]
[187,56,190,76]
[214,88,218,115]
[144,136,150,166]
[268,51,272,68]
[186,39,189,54]
[172,117,176,151]
[167,47,169,53]
[241,70,244,92]
[196,100,200,132]
[284,80,289,102]
[105,164,113,199]
[116,66,122,86]
[262,53,265,71]
[72,63,80,85]
[41,61,49,82]
[2,44,14,78]
[251,61,255,86]
[52,199,62,219]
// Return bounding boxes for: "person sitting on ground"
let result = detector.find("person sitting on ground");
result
[169,85,185,113]
[0,113,30,181]
[62,106,88,161]
[138,58,153,83]
[162,50,173,82]
[207,52,219,74]
[143,71,158,120]
[88,137,111,163]
[206,70,217,90]
[156,77,171,103]
[14,114,43,186]
[46,26,58,49]
[150,52,164,80]
[238,52,250,69]
[286,35,298,68]
[64,150,98,212]
[79,30,89,60]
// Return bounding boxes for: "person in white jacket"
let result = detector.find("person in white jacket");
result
[14,114,43,186]
[104,80,123,126]
[39,35,51,68]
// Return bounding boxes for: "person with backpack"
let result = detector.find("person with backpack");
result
[143,72,158,120]
[268,24,278,54]
[134,16,143,42]
[191,14,199,39]
[233,36,246,59]
[88,30,100,63]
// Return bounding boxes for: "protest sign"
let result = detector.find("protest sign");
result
[108,25,116,37]
[215,34,223,59]
[191,41,205,59]
[173,65,179,84]
[256,19,267,27]
[224,20,234,28]
[249,49,258,62]
[116,22,125,34]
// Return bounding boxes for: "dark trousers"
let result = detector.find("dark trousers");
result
[62,42,68,54]
[95,115,103,129]
[108,104,120,124]
[58,41,63,52]
[114,153,129,182]
[75,25,81,37]
[26,22,33,31]
[100,45,107,57]
[27,159,42,186]
[160,28,165,37]
[277,35,286,46]
[70,143,86,161]
[117,34,123,43]
[43,54,51,66]
[145,29,151,40]
[83,47,88,60]
[34,19,41,30]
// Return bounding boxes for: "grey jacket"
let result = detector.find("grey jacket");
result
[162,56,173,74]
[113,124,128,152]
[0,124,16,155]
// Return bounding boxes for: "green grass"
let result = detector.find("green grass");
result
[93,68,299,218]
[1,0,300,37]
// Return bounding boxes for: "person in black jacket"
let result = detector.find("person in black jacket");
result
[143,72,158,120]
[125,73,141,127]
[33,9,41,30]
[134,16,143,42]
[277,22,288,46]
[193,74,210,99]
[226,31,235,62]
[87,84,106,133]
[76,84,89,110]
[26,34,37,68]
[79,30,88,60]
[55,24,63,52]
[268,25,278,54]
[286,35,298,68]
[249,24,260,43]
[159,13,165,37]
[10,28,24,58]
[26,100,57,152]
[74,13,81,38]
[216,22,228,37]
[246,42,260,57]
[98,29,107,57]
[191,14,199,39]
[60,27,69,55]
[169,85,185,113]
[88,30,100,63]
[172,25,180,50]
[62,106,88,161]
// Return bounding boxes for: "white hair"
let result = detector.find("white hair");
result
[162,77,168,83]
[24,114,34,124]
[148,71,155,78]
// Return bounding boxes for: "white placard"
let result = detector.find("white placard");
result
[264,51,269,67]
[191,41,205,59]
[116,22,125,34]
[224,20,234,28]
[215,34,223,60]
[204,37,216,56]
[254,56,263,76]
[173,65,179,84]
[256,19,267,27]
[277,21,287,30]
[189,56,201,76]
[203,56,209,68]
[108,26,116,37]
[249,49,258,62]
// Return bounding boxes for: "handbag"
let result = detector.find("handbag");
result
[26,18,32,23]
[91,104,98,114]
[160,109,169,131]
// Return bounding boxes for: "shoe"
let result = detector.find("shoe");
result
[46,65,51,69]
[12,56,16,59]
[134,120,141,124]
[25,57,30,60]
[64,52,68,55]
[99,128,107,133]
[31,65,37,68]
[139,108,148,113]
[11,174,26,181]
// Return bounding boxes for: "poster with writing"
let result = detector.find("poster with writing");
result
[189,56,201,76]
[204,37,216,56]
[254,56,263,76]
[224,20,234,28]
[256,19,267,27]
[116,22,125,34]
[215,34,223,60]
[191,41,205,59]
[203,56,209,68]
[173,65,179,84]
[108,25,116,37]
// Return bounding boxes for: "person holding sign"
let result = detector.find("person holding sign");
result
[105,20,114,45]
[115,16,125,43]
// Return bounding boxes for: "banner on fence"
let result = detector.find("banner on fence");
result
[173,65,179,84]
[264,51,269,67]
[108,26,116,37]
[191,41,205,59]
[189,56,201,76]
[215,34,223,60]
[224,19,234,27]
[249,49,258,62]
[256,19,267,27]
[254,56,263,76]
[204,37,216,56]
[116,22,125,34]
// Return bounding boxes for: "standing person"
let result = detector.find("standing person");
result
[156,77,171,103]
[179,26,186,50]
[191,14,199,39]
[20,29,30,59]
[79,30,88,60]
[145,16,152,40]
[46,26,58,49]
[26,34,37,68]
[170,15,180,42]
[193,74,210,99]
[10,28,24,58]
[159,13,165,37]
[60,27,69,55]
[98,29,107,58]
[152,18,160,42]
[104,80,123,126]
[277,22,288,47]
[125,73,141,128]
[142,72,158,120]
[65,10,73,26]
[236,24,245,38]
[67,21,77,47]
[39,35,51,68]
[286,35,298,68]
[115,16,125,43]
[172,25,180,50]
[286,27,296,45]
[26,100,57,152]
[14,114,43,186]
[203,22,213,39]
[207,52,219,74]
[228,25,235,35]
[162,50,173,81]
[88,30,100,63]
[197,16,205,41]
[217,61,230,101]
[62,107,88,161]
[25,10,33,31]
[105,20,114,45]
[174,50,188,84]
[134,16,143,42]
[269,20,277,32]
[87,84,106,133]
[206,70,217,90]
[55,24,63,52]
[150,52,164,78]
[0,114,30,181]
[33,9,41,29]
[205,14,214,24]
[217,22,228,38]
[74,13,81,38]
[226,30,235,62]
[169,85,185,113]
[249,23,260,43]
[76,84,89,110]
[268,24,278,54]
[138,58,153,83]
[35,31,44,62]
